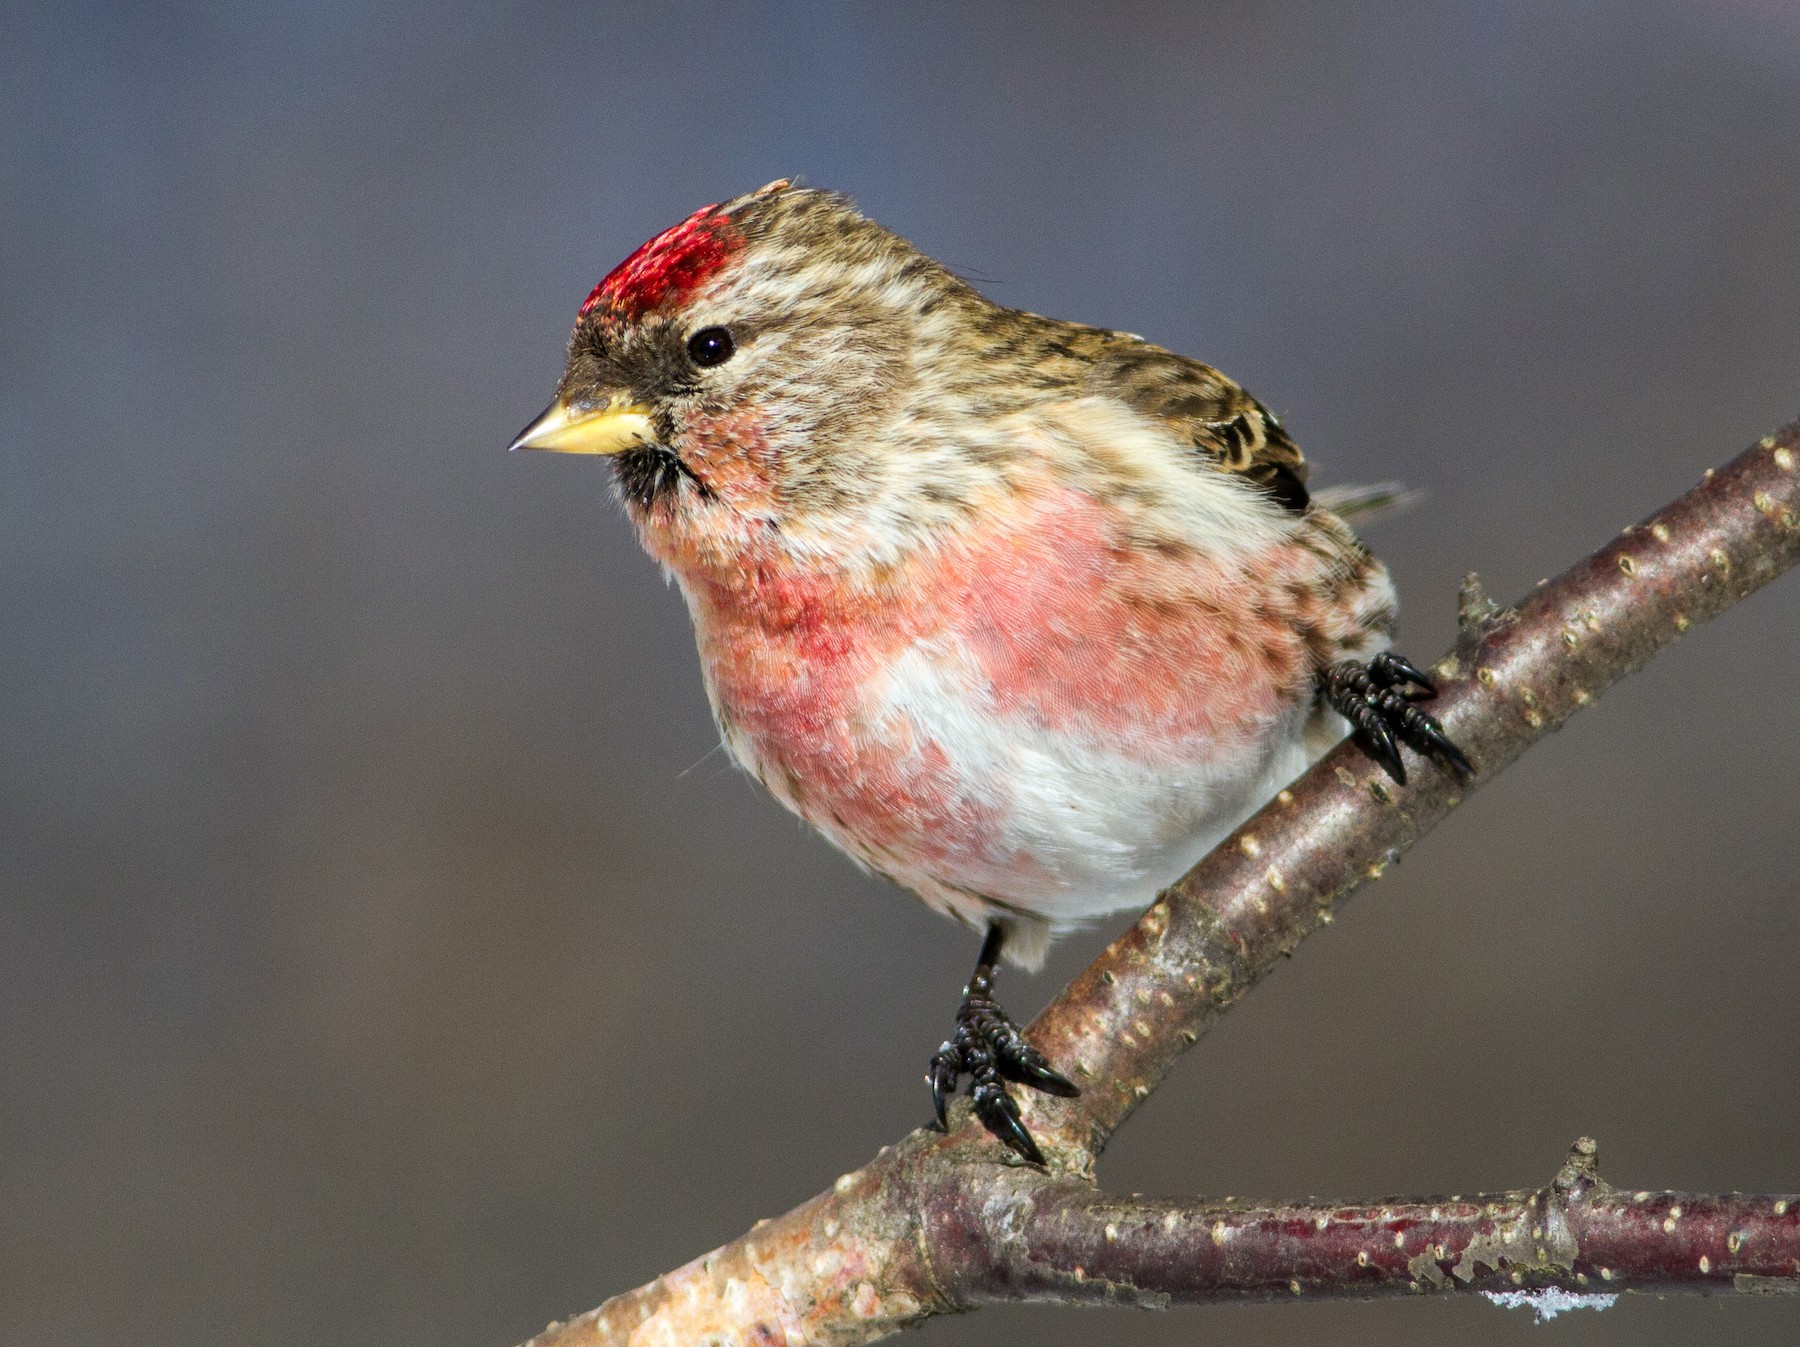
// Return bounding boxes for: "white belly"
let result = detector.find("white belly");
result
[867,644,1330,966]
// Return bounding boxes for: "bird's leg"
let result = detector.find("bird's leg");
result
[1323,650,1473,786]
[928,923,1079,1164]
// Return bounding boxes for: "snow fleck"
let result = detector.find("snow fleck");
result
[1483,1288,1620,1322]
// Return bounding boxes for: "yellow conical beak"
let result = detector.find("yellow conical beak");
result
[507,396,655,455]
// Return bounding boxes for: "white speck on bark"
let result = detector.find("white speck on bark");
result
[1484,1288,1619,1322]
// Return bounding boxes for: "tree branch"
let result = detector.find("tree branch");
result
[942,1139,1799,1308]
[519,426,1800,1346]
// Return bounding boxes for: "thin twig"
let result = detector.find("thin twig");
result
[944,1139,1800,1308]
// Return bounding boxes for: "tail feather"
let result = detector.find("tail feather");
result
[1313,481,1422,526]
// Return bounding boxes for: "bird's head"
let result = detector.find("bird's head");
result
[513,181,986,570]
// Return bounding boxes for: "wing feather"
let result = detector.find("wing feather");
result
[1085,341,1311,512]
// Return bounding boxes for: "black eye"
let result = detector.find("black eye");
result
[686,326,734,367]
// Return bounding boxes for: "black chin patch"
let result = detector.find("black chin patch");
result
[613,445,706,509]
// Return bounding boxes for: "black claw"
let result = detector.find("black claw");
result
[1372,651,1436,695]
[974,1081,1044,1165]
[1416,718,1474,778]
[1324,651,1472,785]
[1002,1053,1081,1098]
[928,925,1077,1163]
[1364,713,1407,784]
[1377,741,1407,785]
[929,1044,959,1128]
[1440,743,1474,779]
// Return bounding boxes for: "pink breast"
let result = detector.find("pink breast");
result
[667,486,1309,879]
[684,543,1002,875]
[952,488,1306,758]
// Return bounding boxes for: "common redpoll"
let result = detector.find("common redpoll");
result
[512,180,1468,1161]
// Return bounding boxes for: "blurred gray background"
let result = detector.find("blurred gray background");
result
[5,3,1799,1345]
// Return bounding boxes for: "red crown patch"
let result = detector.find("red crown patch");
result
[580,203,744,321]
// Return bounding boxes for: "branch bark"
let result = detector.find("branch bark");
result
[520,426,1800,1346]
[936,1138,1800,1308]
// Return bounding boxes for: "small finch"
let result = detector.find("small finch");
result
[513,180,1468,1161]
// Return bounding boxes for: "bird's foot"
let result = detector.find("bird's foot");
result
[1324,651,1473,786]
[929,962,1077,1165]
